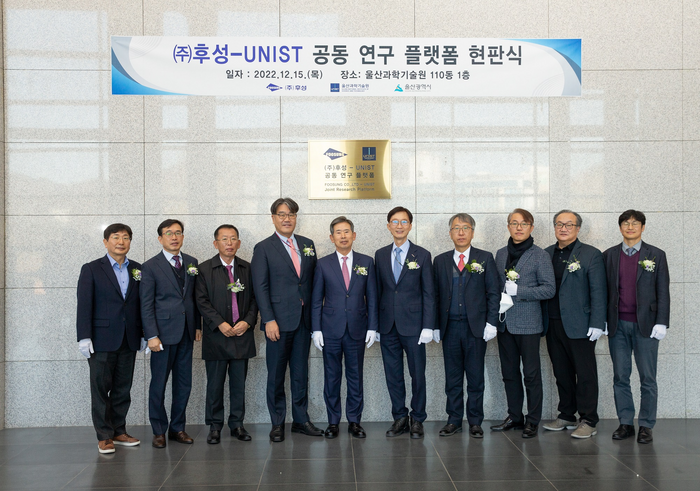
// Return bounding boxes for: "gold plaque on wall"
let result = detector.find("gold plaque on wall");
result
[308,140,391,199]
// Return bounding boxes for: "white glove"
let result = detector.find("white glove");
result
[587,327,604,342]
[650,324,667,340]
[365,330,377,349]
[78,338,94,359]
[139,337,150,354]
[505,280,518,296]
[418,328,433,345]
[433,330,441,344]
[604,322,609,335]
[483,323,497,342]
[312,331,324,351]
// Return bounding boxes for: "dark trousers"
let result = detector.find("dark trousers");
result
[88,334,136,441]
[380,324,427,422]
[609,319,659,428]
[265,319,311,425]
[443,320,487,426]
[149,330,193,435]
[497,328,543,425]
[323,328,366,425]
[546,317,599,425]
[205,358,249,431]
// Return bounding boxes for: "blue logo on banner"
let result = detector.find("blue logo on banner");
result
[324,148,347,160]
[267,83,282,92]
[394,85,403,92]
[330,83,340,92]
[362,147,376,161]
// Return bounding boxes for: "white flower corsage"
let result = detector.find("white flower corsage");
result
[505,268,520,282]
[303,244,315,256]
[467,261,485,274]
[131,269,142,281]
[353,264,368,276]
[227,280,245,293]
[639,257,656,272]
[406,260,420,270]
[565,256,581,273]
[186,264,199,276]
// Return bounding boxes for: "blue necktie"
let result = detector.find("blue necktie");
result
[393,248,402,283]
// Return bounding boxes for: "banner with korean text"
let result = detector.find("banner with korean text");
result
[111,37,581,97]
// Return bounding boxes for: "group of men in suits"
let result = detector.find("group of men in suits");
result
[77,204,669,453]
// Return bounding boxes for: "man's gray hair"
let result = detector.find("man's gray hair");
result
[449,213,476,228]
[553,209,583,227]
[330,216,355,234]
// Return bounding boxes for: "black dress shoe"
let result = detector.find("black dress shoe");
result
[637,426,653,444]
[386,416,410,437]
[291,421,324,436]
[207,429,221,444]
[152,434,166,448]
[612,424,635,440]
[410,419,424,439]
[231,427,251,442]
[324,424,339,439]
[348,422,366,439]
[269,425,285,442]
[490,417,525,432]
[522,422,538,439]
[439,423,463,437]
[469,425,484,439]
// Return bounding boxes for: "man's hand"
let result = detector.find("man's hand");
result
[78,338,94,359]
[219,321,235,337]
[432,330,441,344]
[265,320,280,341]
[231,321,250,337]
[587,327,604,342]
[365,330,377,349]
[148,337,163,352]
[139,338,150,354]
[418,328,433,345]
[195,329,202,342]
[650,324,667,340]
[505,280,518,296]
[312,331,324,351]
[483,323,498,342]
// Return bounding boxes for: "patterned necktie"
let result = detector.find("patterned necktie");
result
[226,264,240,324]
[458,254,465,272]
[393,248,402,283]
[342,256,350,290]
[287,238,301,277]
[173,255,181,269]
[627,248,637,257]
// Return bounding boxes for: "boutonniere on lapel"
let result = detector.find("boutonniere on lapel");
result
[353,264,368,276]
[302,244,315,256]
[186,264,199,276]
[467,260,485,274]
[405,255,420,270]
[564,256,581,273]
[131,269,142,281]
[227,280,245,293]
[505,268,520,282]
[638,257,656,272]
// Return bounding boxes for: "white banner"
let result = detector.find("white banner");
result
[112,37,581,97]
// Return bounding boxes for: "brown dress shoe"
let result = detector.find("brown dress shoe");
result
[152,434,166,448]
[98,439,115,454]
[168,430,194,444]
[113,433,140,446]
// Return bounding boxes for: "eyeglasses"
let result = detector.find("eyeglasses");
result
[450,226,473,233]
[554,223,577,230]
[390,220,409,226]
[508,222,532,229]
[163,231,183,237]
[109,235,131,241]
[622,221,642,228]
[216,237,239,243]
[275,213,297,219]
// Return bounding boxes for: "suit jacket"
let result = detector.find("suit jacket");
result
[495,244,556,335]
[195,254,259,360]
[375,241,435,336]
[602,241,670,337]
[76,255,142,352]
[433,247,500,339]
[543,240,607,339]
[140,251,201,345]
[311,251,379,340]
[251,233,317,332]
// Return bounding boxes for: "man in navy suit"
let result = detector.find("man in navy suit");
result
[375,206,436,439]
[141,219,201,448]
[311,216,379,439]
[251,198,323,442]
[77,223,145,454]
[433,213,500,438]
[603,210,670,444]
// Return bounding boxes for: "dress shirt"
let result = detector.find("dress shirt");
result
[162,249,183,268]
[548,239,577,319]
[220,256,235,269]
[621,240,642,256]
[336,250,354,272]
[276,232,301,261]
[453,247,471,268]
[391,240,411,271]
[107,254,130,299]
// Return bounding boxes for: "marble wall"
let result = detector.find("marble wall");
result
[3,0,699,427]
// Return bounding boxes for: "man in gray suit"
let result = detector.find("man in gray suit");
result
[542,210,607,439]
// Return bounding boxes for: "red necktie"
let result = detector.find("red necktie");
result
[225,264,240,324]
[288,238,301,277]
[342,256,350,290]
[458,254,465,272]
[173,255,181,269]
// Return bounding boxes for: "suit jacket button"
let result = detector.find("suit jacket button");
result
[182,312,185,315]
[346,294,349,298]
[298,283,302,287]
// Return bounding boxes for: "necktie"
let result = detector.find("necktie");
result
[393,248,402,283]
[173,255,181,269]
[226,264,240,324]
[342,256,350,290]
[458,254,465,272]
[627,248,637,257]
[288,238,301,277]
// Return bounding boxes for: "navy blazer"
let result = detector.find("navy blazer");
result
[76,255,142,352]
[251,233,317,332]
[602,241,670,338]
[311,251,379,340]
[433,247,500,339]
[140,251,201,345]
[543,240,607,339]
[374,241,435,336]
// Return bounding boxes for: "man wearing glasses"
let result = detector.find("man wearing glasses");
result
[251,198,322,442]
[603,210,670,444]
[542,210,607,439]
[375,206,436,439]
[141,219,202,448]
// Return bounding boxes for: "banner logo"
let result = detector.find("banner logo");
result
[362,147,376,161]
[324,148,347,160]
[330,83,340,92]
[266,83,282,92]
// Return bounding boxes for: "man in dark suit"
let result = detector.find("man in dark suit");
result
[77,223,145,454]
[375,206,436,439]
[196,224,258,444]
[433,213,500,439]
[141,219,201,448]
[251,197,323,442]
[542,210,607,439]
[603,209,670,444]
[311,216,378,439]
